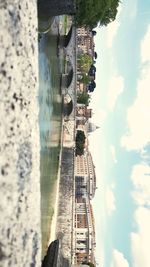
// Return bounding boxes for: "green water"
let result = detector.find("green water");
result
[38,18,64,257]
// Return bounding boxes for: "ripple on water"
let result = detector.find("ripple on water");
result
[38,30,62,258]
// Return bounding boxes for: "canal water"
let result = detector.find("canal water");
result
[38,17,64,258]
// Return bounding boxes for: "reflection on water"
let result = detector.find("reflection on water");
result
[38,19,63,258]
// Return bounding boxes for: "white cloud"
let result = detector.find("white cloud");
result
[107,20,120,48]
[131,163,150,206]
[107,75,124,111]
[116,3,123,19]
[141,25,150,63]
[110,145,118,164]
[130,162,150,267]
[106,2,123,48]
[106,188,116,216]
[131,207,150,267]
[91,109,107,125]
[121,26,150,151]
[128,1,137,20]
[121,63,150,151]
[110,249,130,267]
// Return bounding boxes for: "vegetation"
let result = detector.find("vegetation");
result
[94,52,97,59]
[92,30,97,36]
[77,92,90,106]
[87,80,96,92]
[78,54,93,72]
[64,15,68,34]
[82,262,95,267]
[76,130,86,156]
[80,73,91,85]
[76,0,120,28]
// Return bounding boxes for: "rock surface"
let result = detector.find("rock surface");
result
[0,1,41,266]
[56,148,74,263]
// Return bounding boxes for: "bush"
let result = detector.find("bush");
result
[75,130,86,156]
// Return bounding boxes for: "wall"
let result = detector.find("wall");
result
[0,1,41,266]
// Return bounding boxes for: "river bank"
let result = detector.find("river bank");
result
[38,16,66,258]
[48,116,64,245]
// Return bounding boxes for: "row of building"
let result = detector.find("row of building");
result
[73,103,98,265]
[72,27,98,266]
[77,27,95,56]
[77,26,97,94]
[62,25,98,266]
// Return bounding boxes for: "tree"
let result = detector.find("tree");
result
[76,0,120,28]
[82,262,95,267]
[78,54,93,73]
[87,80,96,92]
[88,64,96,76]
[94,52,97,59]
[75,130,86,156]
[38,0,120,28]
[92,30,97,36]
[80,73,91,85]
[77,92,90,106]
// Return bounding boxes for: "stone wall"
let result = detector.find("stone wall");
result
[38,0,76,17]
[0,1,41,266]
[56,148,74,264]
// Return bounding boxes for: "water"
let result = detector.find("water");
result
[38,18,64,258]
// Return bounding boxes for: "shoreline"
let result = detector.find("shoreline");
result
[48,115,64,244]
[48,68,64,245]
[40,15,64,256]
[46,16,65,247]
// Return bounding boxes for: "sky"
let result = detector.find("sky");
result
[88,1,150,266]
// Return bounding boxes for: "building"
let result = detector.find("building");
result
[77,27,95,56]
[74,152,96,264]
[88,121,100,134]
[75,151,96,200]
[74,195,96,264]
[76,104,92,119]
[87,152,96,200]
[77,81,87,93]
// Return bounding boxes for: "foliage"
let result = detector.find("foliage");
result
[92,30,97,36]
[82,262,95,267]
[94,52,97,59]
[80,73,91,84]
[64,15,68,34]
[77,92,90,106]
[88,64,96,76]
[87,80,96,92]
[76,0,120,28]
[78,54,93,72]
[75,130,86,156]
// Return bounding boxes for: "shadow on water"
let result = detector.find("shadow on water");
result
[42,239,70,267]
[38,17,64,258]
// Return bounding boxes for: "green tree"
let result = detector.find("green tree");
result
[78,54,93,72]
[77,92,90,106]
[82,262,95,267]
[76,0,120,28]
[75,130,86,156]
[81,73,91,85]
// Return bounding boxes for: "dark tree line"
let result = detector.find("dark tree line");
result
[75,130,86,156]
[76,0,120,28]
[38,0,120,28]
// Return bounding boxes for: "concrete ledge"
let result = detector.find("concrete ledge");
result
[0,1,41,266]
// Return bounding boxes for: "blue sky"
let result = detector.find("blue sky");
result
[89,1,150,266]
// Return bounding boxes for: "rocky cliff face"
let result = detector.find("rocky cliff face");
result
[0,1,41,266]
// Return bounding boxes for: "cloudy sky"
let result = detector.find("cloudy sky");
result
[89,0,150,266]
